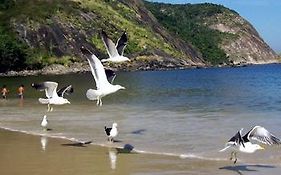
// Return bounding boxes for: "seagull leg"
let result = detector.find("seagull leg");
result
[47,104,50,112]
[234,152,238,164]
[96,98,100,106]
[50,106,53,112]
[230,151,234,161]
[100,99,103,106]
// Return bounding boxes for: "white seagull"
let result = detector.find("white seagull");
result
[82,48,125,106]
[41,115,48,130]
[31,81,72,111]
[100,30,130,63]
[105,123,118,142]
[220,126,281,164]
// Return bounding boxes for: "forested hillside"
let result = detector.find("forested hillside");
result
[0,0,277,74]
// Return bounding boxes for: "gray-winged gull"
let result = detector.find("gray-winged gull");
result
[220,126,281,163]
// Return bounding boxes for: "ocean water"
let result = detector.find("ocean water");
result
[1,64,281,165]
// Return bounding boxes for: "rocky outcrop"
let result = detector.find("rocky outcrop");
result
[145,2,278,65]
[208,12,278,64]
[0,0,278,74]
[7,0,205,72]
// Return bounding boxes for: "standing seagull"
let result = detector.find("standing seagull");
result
[100,30,130,63]
[81,47,125,106]
[220,126,281,163]
[105,123,118,142]
[41,115,48,130]
[31,82,72,111]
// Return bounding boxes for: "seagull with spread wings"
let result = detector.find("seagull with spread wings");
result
[220,126,281,164]
[31,81,72,111]
[80,47,125,106]
[100,30,130,63]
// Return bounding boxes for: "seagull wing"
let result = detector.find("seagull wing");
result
[32,81,58,98]
[87,54,111,89]
[244,126,281,145]
[105,69,116,84]
[57,85,73,97]
[101,30,119,58]
[43,82,59,98]
[104,126,112,136]
[116,31,128,56]
[228,128,245,147]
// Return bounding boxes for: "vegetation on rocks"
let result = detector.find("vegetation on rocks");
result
[144,2,234,65]
[0,0,277,74]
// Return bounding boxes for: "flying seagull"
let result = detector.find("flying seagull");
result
[31,81,72,111]
[105,123,118,142]
[100,30,130,62]
[41,115,48,130]
[81,46,117,84]
[81,47,125,106]
[220,126,281,164]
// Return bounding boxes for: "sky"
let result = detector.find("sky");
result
[148,0,281,53]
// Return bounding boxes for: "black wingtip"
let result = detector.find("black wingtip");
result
[80,46,92,55]
[31,83,42,90]
[101,30,107,37]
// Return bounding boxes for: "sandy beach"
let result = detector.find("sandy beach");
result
[0,129,281,175]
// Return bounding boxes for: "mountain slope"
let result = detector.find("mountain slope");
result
[0,0,204,73]
[145,2,278,65]
[0,0,278,73]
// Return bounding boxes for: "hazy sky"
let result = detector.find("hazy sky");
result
[148,0,281,53]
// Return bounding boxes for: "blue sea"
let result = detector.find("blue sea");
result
[1,64,281,164]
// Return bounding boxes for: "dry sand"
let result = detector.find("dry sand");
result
[0,129,280,175]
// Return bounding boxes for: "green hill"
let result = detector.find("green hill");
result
[0,0,277,73]
[145,1,277,65]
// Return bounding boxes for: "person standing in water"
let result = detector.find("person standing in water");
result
[17,84,25,99]
[1,85,9,99]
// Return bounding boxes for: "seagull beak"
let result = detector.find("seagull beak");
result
[260,146,265,150]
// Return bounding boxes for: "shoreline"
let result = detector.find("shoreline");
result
[0,125,220,161]
[1,127,280,175]
[1,61,279,77]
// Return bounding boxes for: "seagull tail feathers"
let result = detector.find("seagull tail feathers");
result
[86,89,99,100]
[38,98,49,104]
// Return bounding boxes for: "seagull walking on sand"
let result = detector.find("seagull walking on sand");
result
[220,126,281,164]
[105,123,118,142]
[41,115,48,130]
[80,47,125,106]
[100,30,130,63]
[31,81,72,111]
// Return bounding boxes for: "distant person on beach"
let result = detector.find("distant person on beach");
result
[1,85,9,99]
[17,84,25,99]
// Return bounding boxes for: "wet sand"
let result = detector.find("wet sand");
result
[0,129,281,175]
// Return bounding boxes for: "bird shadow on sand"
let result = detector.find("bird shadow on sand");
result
[61,141,92,147]
[219,164,276,175]
[131,129,147,135]
[112,139,123,143]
